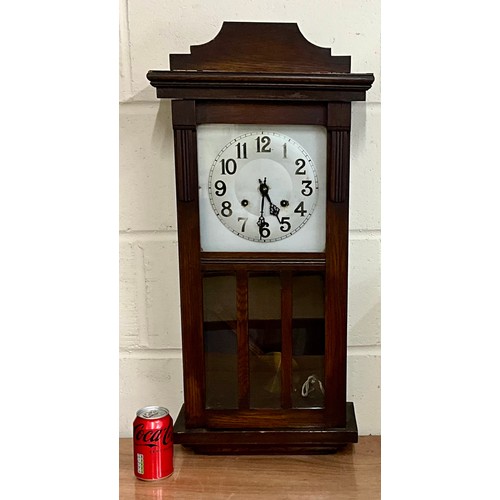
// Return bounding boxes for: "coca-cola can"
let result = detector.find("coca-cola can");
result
[133,406,174,481]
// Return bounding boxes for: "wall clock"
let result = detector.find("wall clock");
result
[147,22,374,453]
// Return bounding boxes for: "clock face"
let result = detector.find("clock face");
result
[198,125,326,252]
[208,131,319,243]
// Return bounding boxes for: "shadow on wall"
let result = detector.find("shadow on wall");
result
[152,100,174,160]
[351,101,368,153]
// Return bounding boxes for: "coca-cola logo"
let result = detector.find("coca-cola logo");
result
[134,423,173,448]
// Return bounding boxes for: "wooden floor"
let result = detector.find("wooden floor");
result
[120,436,380,499]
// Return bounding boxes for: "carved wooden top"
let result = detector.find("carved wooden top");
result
[147,22,374,102]
[169,22,349,73]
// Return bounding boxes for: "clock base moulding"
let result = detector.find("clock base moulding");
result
[173,402,358,454]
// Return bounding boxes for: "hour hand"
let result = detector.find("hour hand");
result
[268,200,280,218]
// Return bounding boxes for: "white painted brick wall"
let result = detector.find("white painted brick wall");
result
[119,1,380,437]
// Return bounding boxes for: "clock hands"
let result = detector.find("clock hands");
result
[257,177,282,239]
[257,180,270,239]
[258,178,282,223]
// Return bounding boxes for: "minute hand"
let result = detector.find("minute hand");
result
[257,178,270,239]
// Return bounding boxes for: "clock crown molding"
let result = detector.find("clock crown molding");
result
[147,22,374,102]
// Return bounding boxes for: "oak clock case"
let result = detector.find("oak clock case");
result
[198,124,327,252]
[146,21,374,454]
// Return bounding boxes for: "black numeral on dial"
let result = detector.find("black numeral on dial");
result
[237,217,248,232]
[279,217,291,232]
[214,180,226,196]
[259,225,271,238]
[236,142,247,159]
[221,159,237,175]
[301,180,313,196]
[294,158,306,175]
[294,201,307,217]
[256,136,271,153]
[221,201,233,217]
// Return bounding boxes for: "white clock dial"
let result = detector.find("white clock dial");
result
[197,124,326,253]
[208,131,319,243]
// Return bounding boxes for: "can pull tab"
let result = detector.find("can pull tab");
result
[142,410,160,418]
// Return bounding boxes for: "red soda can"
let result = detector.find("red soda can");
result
[133,406,174,481]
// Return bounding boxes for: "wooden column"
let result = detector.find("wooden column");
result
[325,102,351,426]
[280,271,293,409]
[236,271,249,409]
[172,99,205,428]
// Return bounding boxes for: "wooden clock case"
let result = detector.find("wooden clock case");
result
[147,22,374,454]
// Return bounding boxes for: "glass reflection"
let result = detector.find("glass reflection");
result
[203,273,238,409]
[248,273,282,408]
[292,273,325,408]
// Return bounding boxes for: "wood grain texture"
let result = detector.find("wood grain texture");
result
[173,128,197,202]
[327,102,352,203]
[150,80,372,102]
[329,130,350,203]
[119,436,381,499]
[280,271,293,409]
[325,202,349,426]
[200,253,326,271]
[174,404,358,453]
[168,22,351,73]
[147,23,374,102]
[172,100,197,202]
[236,271,250,409]
[205,408,326,429]
[172,104,205,427]
[196,101,327,125]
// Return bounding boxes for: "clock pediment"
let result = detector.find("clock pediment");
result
[168,22,350,73]
[146,22,374,102]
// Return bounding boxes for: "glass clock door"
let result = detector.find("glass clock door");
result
[203,270,326,417]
